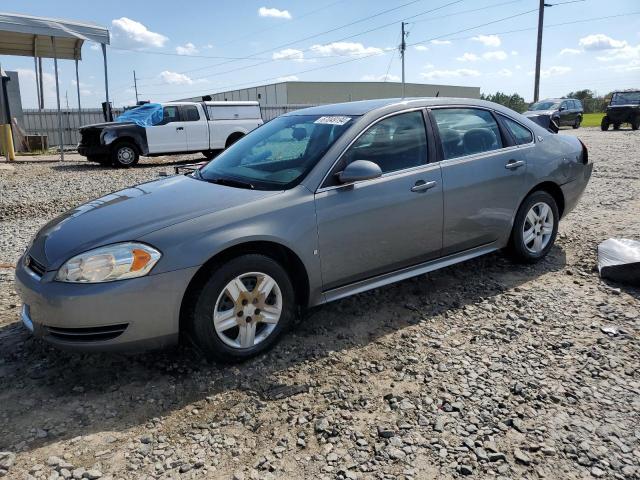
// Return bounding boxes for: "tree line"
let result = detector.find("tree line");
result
[480,89,619,113]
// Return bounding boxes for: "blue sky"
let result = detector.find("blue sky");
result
[2,0,639,108]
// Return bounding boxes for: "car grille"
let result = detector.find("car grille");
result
[45,324,129,342]
[80,129,100,146]
[27,256,46,277]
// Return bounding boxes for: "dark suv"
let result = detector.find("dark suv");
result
[601,90,640,131]
[523,98,584,130]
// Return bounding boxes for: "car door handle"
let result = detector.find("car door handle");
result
[176,127,184,131]
[505,160,525,170]
[411,180,437,192]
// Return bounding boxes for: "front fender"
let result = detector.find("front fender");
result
[139,186,325,306]
[102,126,148,155]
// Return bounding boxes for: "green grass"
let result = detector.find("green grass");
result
[581,113,605,127]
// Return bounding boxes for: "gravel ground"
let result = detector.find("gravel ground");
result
[0,128,638,480]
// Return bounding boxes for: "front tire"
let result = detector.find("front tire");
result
[573,116,581,129]
[111,142,139,168]
[509,191,559,264]
[632,120,639,131]
[601,116,610,131]
[188,254,296,362]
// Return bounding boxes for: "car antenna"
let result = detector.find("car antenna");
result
[435,91,440,98]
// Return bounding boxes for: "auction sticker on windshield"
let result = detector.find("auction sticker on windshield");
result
[314,116,352,125]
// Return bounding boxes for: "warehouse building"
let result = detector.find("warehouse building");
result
[179,81,480,106]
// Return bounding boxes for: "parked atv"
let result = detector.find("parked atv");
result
[601,90,640,131]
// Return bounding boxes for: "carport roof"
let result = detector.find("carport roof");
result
[0,12,109,60]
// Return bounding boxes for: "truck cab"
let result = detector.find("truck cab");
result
[78,101,263,167]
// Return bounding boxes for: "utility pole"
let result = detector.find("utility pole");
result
[400,22,407,98]
[533,1,551,102]
[133,70,139,104]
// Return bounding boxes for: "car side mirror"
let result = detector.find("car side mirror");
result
[338,160,382,184]
[559,106,566,111]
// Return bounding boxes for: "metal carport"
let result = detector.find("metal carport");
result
[0,12,110,160]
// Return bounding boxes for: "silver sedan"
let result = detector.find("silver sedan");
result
[15,98,592,362]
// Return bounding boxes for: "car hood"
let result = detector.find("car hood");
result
[80,122,135,131]
[28,175,280,269]
[523,110,557,117]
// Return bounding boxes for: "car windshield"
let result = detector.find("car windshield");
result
[529,101,560,111]
[198,114,355,190]
[610,92,640,105]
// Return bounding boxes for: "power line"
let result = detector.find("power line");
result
[137,6,638,102]
[135,0,465,85]
[139,7,543,98]
[124,0,479,92]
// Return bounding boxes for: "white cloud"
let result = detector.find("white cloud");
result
[539,66,571,78]
[89,42,100,51]
[560,48,581,55]
[277,75,299,82]
[430,39,452,46]
[579,34,627,50]
[361,74,401,82]
[483,50,508,61]
[176,42,198,55]
[511,50,518,56]
[310,41,383,57]
[497,68,513,77]
[472,34,501,47]
[272,48,305,61]
[159,70,195,85]
[595,44,640,62]
[421,68,480,80]
[456,52,479,62]
[414,45,428,52]
[605,59,640,72]
[258,7,292,19]
[111,17,168,48]
[204,44,214,49]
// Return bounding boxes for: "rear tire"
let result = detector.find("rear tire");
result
[188,254,296,363]
[111,142,139,168]
[600,116,610,131]
[632,120,639,131]
[225,133,244,149]
[508,191,559,264]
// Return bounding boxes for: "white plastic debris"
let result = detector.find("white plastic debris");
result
[597,238,640,286]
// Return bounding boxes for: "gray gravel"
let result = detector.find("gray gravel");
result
[0,129,639,479]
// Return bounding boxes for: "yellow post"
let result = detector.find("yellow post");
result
[0,124,15,161]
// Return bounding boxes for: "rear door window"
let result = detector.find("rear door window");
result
[431,108,503,160]
[500,115,533,145]
[182,105,200,121]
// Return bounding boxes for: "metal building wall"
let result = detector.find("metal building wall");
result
[182,81,480,106]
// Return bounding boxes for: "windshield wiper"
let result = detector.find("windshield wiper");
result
[205,177,255,189]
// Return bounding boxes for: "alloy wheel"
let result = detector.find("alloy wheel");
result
[213,272,282,349]
[522,202,554,254]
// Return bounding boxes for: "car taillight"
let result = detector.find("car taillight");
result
[578,138,588,164]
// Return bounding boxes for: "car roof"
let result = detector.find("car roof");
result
[283,97,506,116]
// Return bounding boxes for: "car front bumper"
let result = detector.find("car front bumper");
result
[15,256,199,352]
[77,144,110,158]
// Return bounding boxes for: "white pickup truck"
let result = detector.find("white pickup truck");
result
[78,101,263,167]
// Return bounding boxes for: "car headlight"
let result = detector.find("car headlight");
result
[56,242,161,283]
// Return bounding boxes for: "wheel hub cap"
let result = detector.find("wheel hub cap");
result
[213,272,282,349]
[522,201,554,254]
